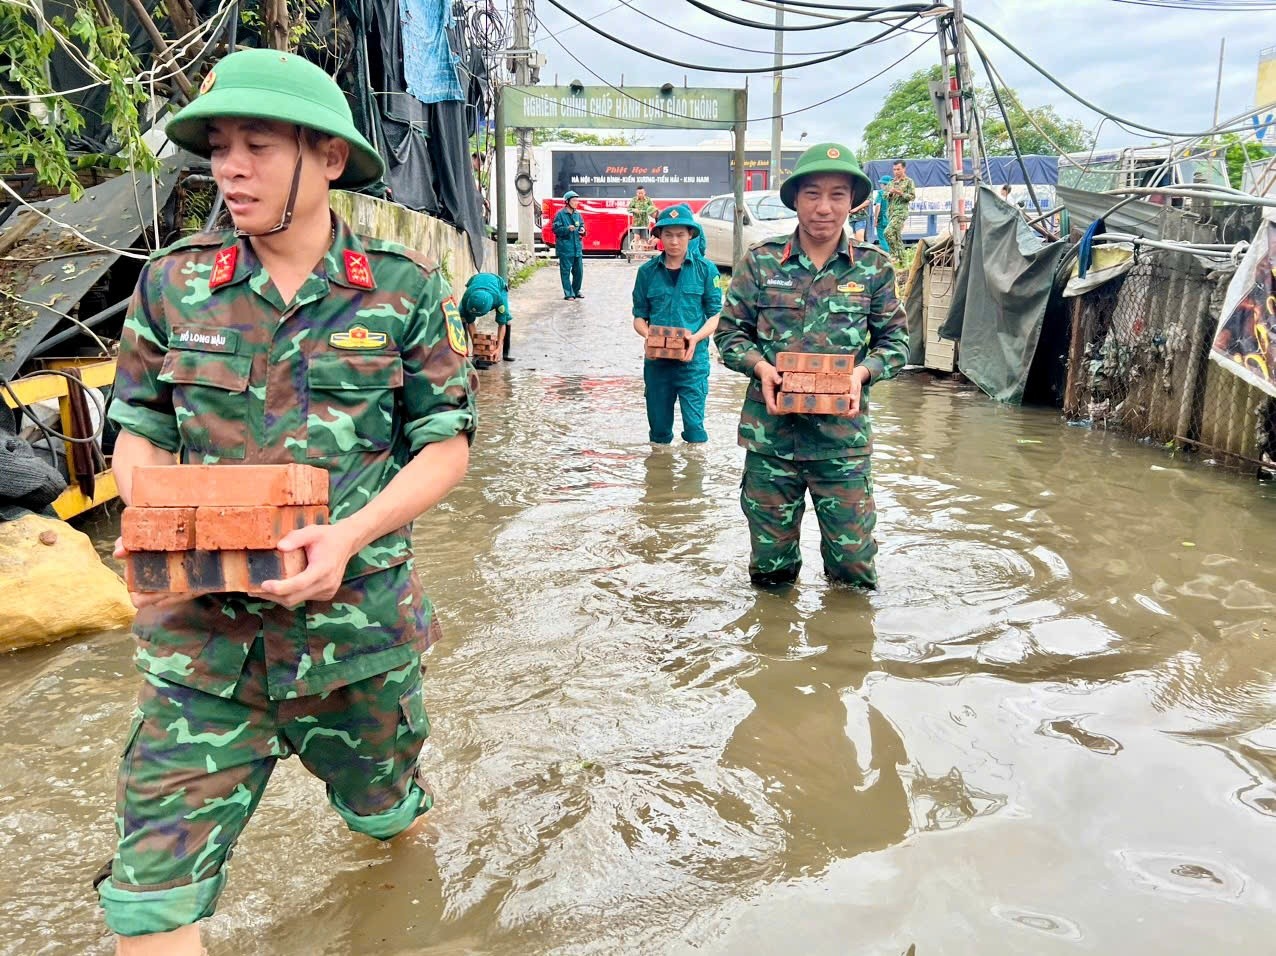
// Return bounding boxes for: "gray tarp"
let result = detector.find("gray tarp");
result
[0,156,183,379]
[938,186,1069,404]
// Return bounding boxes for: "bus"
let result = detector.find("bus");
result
[486,142,805,255]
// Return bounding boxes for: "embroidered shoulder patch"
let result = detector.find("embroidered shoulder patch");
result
[343,250,374,290]
[329,325,387,350]
[209,246,238,290]
[442,297,467,356]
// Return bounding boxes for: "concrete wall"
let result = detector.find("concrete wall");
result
[330,191,496,300]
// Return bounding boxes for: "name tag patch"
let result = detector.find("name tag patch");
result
[172,327,238,353]
[765,277,795,288]
[329,325,388,350]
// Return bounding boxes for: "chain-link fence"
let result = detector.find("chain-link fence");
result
[1063,239,1276,471]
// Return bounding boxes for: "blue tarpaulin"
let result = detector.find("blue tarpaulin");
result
[863,156,1059,187]
[399,0,463,103]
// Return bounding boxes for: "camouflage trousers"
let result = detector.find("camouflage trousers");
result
[884,212,907,267]
[740,451,878,588]
[98,637,431,937]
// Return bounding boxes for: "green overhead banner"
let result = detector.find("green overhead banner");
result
[503,85,742,130]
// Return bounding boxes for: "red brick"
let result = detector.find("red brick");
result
[194,504,328,551]
[812,394,852,415]
[782,372,817,394]
[774,351,856,375]
[120,506,197,552]
[646,346,687,360]
[649,325,683,339]
[815,373,853,394]
[132,465,328,508]
[125,548,307,594]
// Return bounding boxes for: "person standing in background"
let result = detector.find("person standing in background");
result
[553,191,586,300]
[883,159,915,268]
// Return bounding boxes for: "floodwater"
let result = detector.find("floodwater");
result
[5,259,1276,955]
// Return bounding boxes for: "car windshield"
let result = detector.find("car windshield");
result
[746,195,793,221]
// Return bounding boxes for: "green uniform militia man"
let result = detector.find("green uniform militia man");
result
[714,143,909,589]
[883,159,916,268]
[99,49,477,954]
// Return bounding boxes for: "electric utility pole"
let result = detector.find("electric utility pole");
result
[939,0,979,264]
[512,0,535,248]
[770,2,783,188]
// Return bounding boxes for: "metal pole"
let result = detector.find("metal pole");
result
[953,0,980,192]
[512,0,535,250]
[733,87,747,265]
[939,17,962,258]
[495,82,509,282]
[769,2,783,189]
[1212,38,1226,132]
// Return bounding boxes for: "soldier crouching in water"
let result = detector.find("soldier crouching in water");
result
[713,143,909,589]
[98,49,477,953]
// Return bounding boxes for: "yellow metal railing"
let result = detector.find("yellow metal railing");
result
[2,358,118,519]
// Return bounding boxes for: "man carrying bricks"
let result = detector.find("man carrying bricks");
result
[714,143,909,589]
[632,203,722,445]
[99,48,477,954]
[459,270,514,367]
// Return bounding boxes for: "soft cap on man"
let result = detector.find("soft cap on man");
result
[168,48,384,190]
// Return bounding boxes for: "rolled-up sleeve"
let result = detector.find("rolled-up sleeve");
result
[107,262,180,452]
[400,270,478,451]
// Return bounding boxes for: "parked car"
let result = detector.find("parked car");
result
[696,190,797,268]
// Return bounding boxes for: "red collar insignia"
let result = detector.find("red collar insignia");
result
[343,250,375,290]
[209,246,238,290]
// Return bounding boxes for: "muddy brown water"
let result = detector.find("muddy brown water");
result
[4,260,1276,955]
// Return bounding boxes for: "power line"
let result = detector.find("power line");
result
[1106,0,1276,8]
[612,0,887,57]
[531,27,936,129]
[963,15,1276,138]
[542,0,923,74]
[678,0,939,33]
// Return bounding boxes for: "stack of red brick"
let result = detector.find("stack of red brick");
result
[646,325,689,360]
[775,352,856,415]
[121,464,329,593]
[471,332,500,363]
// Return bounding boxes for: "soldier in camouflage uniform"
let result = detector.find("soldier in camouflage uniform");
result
[99,49,476,952]
[714,143,909,589]
[883,159,916,268]
[628,186,657,242]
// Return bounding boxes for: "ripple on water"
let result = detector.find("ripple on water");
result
[990,904,1084,941]
[874,536,1072,663]
[1116,850,1248,901]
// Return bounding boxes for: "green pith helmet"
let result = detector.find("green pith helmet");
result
[459,286,497,320]
[168,49,384,190]
[779,142,871,211]
[651,203,702,240]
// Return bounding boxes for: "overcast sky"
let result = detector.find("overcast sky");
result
[531,0,1273,152]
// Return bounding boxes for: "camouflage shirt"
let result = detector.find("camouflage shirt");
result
[886,175,916,218]
[714,229,908,461]
[628,194,657,227]
[108,215,478,698]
